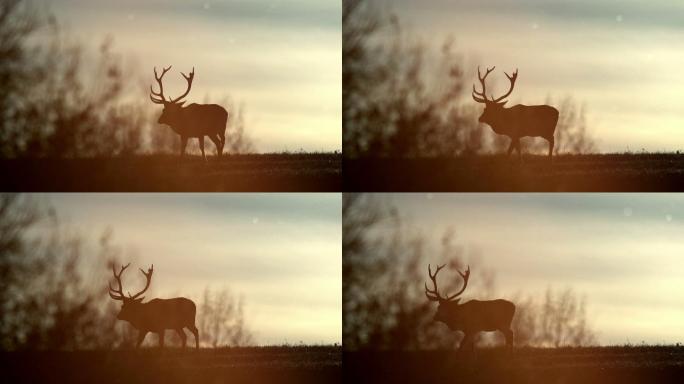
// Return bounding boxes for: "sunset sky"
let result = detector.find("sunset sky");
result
[43,193,341,345]
[385,0,684,152]
[381,193,684,345]
[39,0,341,152]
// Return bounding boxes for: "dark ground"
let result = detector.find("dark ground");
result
[0,346,341,384]
[344,154,684,191]
[0,153,341,192]
[344,346,684,384]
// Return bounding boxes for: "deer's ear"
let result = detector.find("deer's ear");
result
[176,101,185,107]
[496,100,507,107]
[133,297,144,304]
[453,298,461,305]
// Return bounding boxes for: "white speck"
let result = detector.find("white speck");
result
[252,217,259,224]
[666,214,673,222]
[204,3,211,10]
[623,207,632,217]
[616,14,623,22]
[127,14,135,21]
[531,22,539,30]
[426,193,434,200]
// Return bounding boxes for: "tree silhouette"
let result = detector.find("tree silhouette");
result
[0,0,253,158]
[343,193,595,350]
[342,0,595,158]
[198,287,253,347]
[0,194,253,350]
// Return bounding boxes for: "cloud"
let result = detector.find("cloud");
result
[377,0,684,151]
[387,193,684,344]
[39,0,341,152]
[45,193,341,344]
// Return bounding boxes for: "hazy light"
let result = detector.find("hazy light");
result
[40,0,341,152]
[384,193,684,345]
[386,0,684,152]
[44,193,341,345]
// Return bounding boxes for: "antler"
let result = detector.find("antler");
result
[128,265,154,300]
[471,66,518,104]
[108,263,130,301]
[424,264,470,303]
[447,265,470,300]
[425,264,447,302]
[471,66,495,104]
[150,66,172,104]
[169,67,195,104]
[491,69,518,103]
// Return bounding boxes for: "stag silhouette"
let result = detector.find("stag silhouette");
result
[109,263,199,349]
[472,67,559,159]
[425,264,515,351]
[150,66,228,161]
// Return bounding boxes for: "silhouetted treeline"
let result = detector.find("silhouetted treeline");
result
[0,194,252,350]
[343,0,595,158]
[343,194,595,350]
[0,0,252,158]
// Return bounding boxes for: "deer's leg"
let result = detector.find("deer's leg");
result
[502,328,514,350]
[506,139,515,156]
[176,328,187,348]
[515,138,522,161]
[459,333,472,352]
[136,331,148,348]
[218,132,226,155]
[547,136,555,158]
[198,136,206,161]
[180,136,188,158]
[188,325,200,349]
[208,135,221,157]
[158,330,165,348]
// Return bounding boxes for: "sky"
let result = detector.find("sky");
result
[378,193,684,345]
[384,0,684,152]
[39,0,341,152]
[40,193,341,345]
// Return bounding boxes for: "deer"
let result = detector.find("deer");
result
[108,263,200,349]
[425,264,515,351]
[472,66,559,159]
[150,66,228,161]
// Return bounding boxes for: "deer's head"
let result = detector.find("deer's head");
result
[149,66,195,125]
[425,264,471,326]
[471,66,518,126]
[108,264,154,322]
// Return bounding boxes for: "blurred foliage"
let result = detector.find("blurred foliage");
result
[0,0,252,158]
[198,288,253,348]
[0,194,127,349]
[342,0,595,158]
[0,194,253,350]
[343,193,595,350]
[150,99,254,155]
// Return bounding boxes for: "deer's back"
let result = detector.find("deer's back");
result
[180,103,228,136]
[506,104,559,138]
[461,299,516,331]
[139,297,197,331]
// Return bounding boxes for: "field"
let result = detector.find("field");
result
[0,346,340,384]
[0,153,341,192]
[344,346,684,384]
[344,154,684,191]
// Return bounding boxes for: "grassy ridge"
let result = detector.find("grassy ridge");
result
[345,346,684,384]
[1,345,341,384]
[0,153,341,192]
[344,153,684,191]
